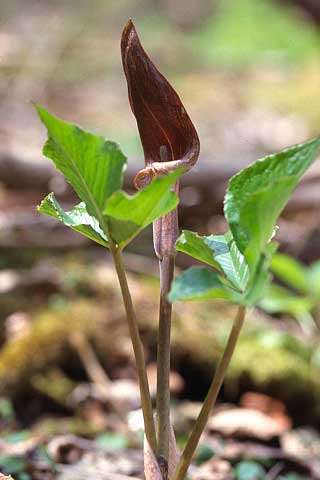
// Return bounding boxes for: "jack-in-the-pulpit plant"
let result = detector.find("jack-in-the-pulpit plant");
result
[121,20,200,477]
[35,19,320,480]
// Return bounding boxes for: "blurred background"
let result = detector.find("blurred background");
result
[1,0,320,478]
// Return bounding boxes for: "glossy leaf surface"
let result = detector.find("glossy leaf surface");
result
[105,169,182,247]
[38,193,108,247]
[36,105,127,221]
[176,230,249,292]
[168,266,242,304]
[171,139,320,307]
[36,105,183,249]
[121,20,199,185]
[224,138,320,272]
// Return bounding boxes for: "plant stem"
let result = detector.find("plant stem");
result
[153,178,179,478]
[173,305,247,480]
[110,244,157,453]
[156,253,175,469]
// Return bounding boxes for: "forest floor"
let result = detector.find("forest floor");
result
[1,1,320,479]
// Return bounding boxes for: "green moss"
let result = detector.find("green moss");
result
[223,329,320,423]
[171,303,320,414]
[1,258,319,419]
[34,416,102,437]
[229,336,317,393]
[0,301,99,393]
[31,368,76,406]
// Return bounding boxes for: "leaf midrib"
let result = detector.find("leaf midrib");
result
[48,132,110,238]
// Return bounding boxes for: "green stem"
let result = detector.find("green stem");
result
[111,244,157,453]
[156,253,175,471]
[173,305,247,480]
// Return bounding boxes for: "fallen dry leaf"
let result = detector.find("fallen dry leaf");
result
[209,408,289,441]
[240,391,291,431]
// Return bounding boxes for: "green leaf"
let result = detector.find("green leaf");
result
[279,475,308,480]
[0,397,15,423]
[195,444,214,465]
[175,230,223,271]
[0,455,27,475]
[260,284,314,316]
[168,266,242,303]
[36,106,185,249]
[235,460,266,480]
[307,260,320,297]
[95,432,129,450]
[271,253,309,294]
[2,430,31,444]
[35,105,126,223]
[105,169,182,247]
[170,236,273,306]
[222,231,250,291]
[38,193,109,247]
[176,230,249,292]
[19,473,32,480]
[244,242,277,305]
[224,138,320,272]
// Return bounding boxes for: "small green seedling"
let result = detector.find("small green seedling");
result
[35,19,320,480]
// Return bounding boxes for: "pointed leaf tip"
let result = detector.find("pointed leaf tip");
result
[38,193,109,247]
[121,19,136,55]
[34,104,127,220]
[224,137,320,272]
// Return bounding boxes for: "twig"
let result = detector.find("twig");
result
[70,332,139,444]
[70,332,112,388]
[173,305,247,480]
[265,462,284,480]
